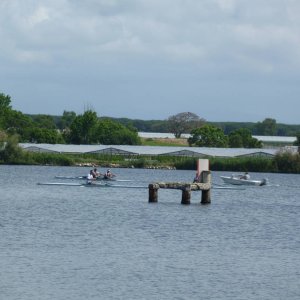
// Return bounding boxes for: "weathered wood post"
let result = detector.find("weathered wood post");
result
[149,183,159,203]
[181,185,191,205]
[200,170,211,204]
[148,170,211,205]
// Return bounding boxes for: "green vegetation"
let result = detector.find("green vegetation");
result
[141,138,188,147]
[1,141,300,173]
[0,93,141,145]
[0,135,24,164]
[274,151,300,173]
[167,112,205,138]
[228,128,262,148]
[188,125,229,147]
[209,120,300,136]
[209,157,276,173]
[295,133,300,146]
[1,91,300,173]
[109,118,300,137]
[2,92,299,146]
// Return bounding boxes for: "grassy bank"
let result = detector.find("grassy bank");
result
[1,147,300,174]
[141,137,188,147]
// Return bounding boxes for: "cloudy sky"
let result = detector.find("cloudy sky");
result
[1,0,300,123]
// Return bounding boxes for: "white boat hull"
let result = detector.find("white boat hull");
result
[220,176,267,186]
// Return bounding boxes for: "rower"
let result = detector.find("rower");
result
[91,168,100,178]
[87,170,95,184]
[104,169,115,179]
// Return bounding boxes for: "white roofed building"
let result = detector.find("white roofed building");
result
[19,143,298,158]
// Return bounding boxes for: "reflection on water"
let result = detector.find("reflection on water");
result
[0,165,300,300]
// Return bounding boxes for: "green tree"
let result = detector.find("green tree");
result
[167,112,205,138]
[97,119,141,145]
[229,128,262,148]
[0,134,23,163]
[0,93,12,128]
[228,133,243,148]
[67,110,99,144]
[25,128,65,144]
[31,114,57,129]
[58,111,77,130]
[0,93,12,112]
[188,124,228,147]
[0,130,7,150]
[294,131,300,150]
[66,111,141,145]
[5,110,34,135]
[255,118,277,135]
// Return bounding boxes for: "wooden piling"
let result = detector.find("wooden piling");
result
[181,185,191,205]
[148,183,159,203]
[148,171,211,205]
[201,189,211,204]
[200,171,211,204]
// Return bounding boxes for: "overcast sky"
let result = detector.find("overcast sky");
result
[1,0,300,124]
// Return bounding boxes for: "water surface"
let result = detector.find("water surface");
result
[0,166,299,299]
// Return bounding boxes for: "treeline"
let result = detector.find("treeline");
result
[0,93,141,145]
[1,92,300,149]
[106,118,300,136]
[48,116,300,137]
[211,121,300,136]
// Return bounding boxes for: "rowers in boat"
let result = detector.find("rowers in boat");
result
[55,168,120,181]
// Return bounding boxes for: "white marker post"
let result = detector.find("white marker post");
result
[196,159,211,204]
[196,159,209,179]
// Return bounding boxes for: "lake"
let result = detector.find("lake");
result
[0,165,299,300]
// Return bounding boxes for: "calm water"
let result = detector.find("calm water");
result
[0,165,299,300]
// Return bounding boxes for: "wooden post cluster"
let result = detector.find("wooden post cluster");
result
[148,171,211,205]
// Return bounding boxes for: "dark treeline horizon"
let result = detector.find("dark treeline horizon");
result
[33,113,300,137]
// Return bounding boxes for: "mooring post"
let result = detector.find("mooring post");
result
[200,171,211,204]
[201,189,211,204]
[181,185,191,205]
[149,183,159,203]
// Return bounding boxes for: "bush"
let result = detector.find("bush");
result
[0,135,24,163]
[210,157,277,172]
[29,153,74,166]
[274,152,300,173]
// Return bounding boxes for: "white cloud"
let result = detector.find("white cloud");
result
[1,0,300,122]
[1,0,300,67]
[214,0,237,13]
[27,6,50,27]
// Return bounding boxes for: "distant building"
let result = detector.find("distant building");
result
[19,143,298,158]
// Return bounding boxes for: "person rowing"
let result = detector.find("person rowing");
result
[91,168,101,179]
[87,170,96,184]
[104,169,115,179]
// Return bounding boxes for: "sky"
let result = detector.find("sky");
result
[1,0,300,124]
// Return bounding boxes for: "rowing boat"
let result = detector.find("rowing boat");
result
[37,182,147,189]
[54,175,132,182]
[220,175,268,186]
[37,182,112,187]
